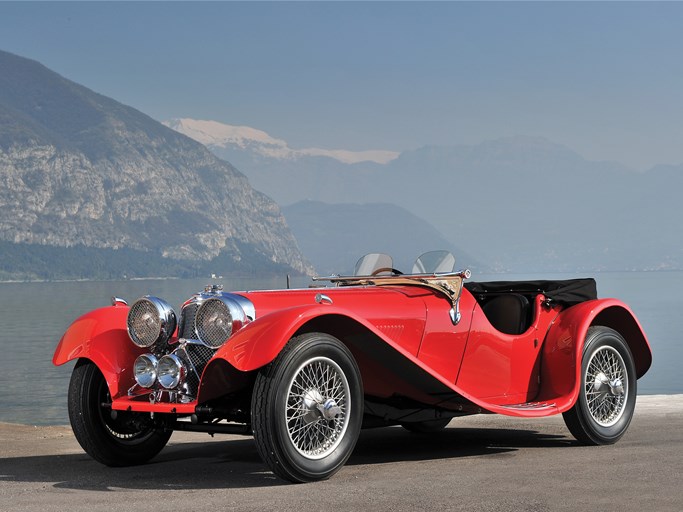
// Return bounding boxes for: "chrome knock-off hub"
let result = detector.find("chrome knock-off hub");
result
[301,389,343,423]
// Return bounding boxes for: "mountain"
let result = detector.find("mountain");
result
[165,118,399,165]
[169,118,683,272]
[165,118,397,206]
[0,50,312,280]
[282,200,478,275]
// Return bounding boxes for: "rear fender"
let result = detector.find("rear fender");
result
[53,304,143,399]
[537,298,652,411]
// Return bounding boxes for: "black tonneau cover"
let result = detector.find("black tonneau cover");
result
[464,278,597,307]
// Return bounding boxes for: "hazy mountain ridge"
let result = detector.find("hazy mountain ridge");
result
[0,50,312,279]
[170,118,683,272]
[282,200,477,275]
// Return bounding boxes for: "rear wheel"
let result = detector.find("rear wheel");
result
[68,360,172,466]
[563,327,636,445]
[251,333,363,482]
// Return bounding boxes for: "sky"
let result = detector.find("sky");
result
[1,1,682,170]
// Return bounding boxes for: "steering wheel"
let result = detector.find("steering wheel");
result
[370,267,403,276]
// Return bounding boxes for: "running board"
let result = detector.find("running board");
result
[500,401,557,411]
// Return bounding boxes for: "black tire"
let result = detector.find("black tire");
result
[68,360,172,466]
[562,326,637,445]
[251,332,363,483]
[401,417,451,434]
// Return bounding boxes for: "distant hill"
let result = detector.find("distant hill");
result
[0,50,312,280]
[170,118,683,272]
[282,200,478,275]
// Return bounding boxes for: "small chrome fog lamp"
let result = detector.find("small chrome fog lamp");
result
[133,354,158,388]
[157,354,186,389]
[127,296,177,348]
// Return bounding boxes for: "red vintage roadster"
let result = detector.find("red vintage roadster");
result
[54,251,652,482]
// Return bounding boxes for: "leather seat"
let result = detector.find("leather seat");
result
[481,294,531,335]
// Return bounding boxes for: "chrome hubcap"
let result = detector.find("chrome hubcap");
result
[585,346,628,427]
[285,356,350,459]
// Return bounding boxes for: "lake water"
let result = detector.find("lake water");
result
[0,272,679,426]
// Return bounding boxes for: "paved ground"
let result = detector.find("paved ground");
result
[1,395,682,512]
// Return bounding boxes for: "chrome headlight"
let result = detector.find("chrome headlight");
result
[195,297,248,348]
[158,354,186,389]
[134,354,158,388]
[127,296,177,348]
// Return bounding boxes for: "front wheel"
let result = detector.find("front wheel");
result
[251,333,363,482]
[562,326,637,445]
[68,360,172,466]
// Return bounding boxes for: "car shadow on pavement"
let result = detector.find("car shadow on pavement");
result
[348,425,570,465]
[0,426,570,490]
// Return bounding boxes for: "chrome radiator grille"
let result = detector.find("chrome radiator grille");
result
[178,302,217,397]
[179,303,199,339]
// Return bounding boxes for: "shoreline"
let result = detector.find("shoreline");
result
[3,268,683,285]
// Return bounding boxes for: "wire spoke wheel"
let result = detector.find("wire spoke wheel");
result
[563,326,636,445]
[584,346,627,427]
[286,357,350,459]
[252,332,363,482]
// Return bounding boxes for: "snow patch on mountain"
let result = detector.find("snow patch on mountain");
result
[164,118,399,165]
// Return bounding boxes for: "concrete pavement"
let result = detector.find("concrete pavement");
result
[1,394,682,512]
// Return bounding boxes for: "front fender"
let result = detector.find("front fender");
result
[537,298,652,411]
[211,304,375,372]
[53,304,142,399]
[202,303,486,412]
[198,304,377,403]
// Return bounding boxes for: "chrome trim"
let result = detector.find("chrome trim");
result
[313,268,472,282]
[111,296,128,306]
[180,291,254,346]
[176,342,201,382]
[314,269,471,326]
[147,388,194,404]
[126,341,202,402]
[457,268,472,279]
[224,293,256,321]
[133,354,158,388]
[449,307,462,325]
[127,296,177,348]
[123,289,257,404]
[195,296,250,348]
[183,291,256,322]
[158,354,186,389]
[315,293,333,305]
[176,337,221,350]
